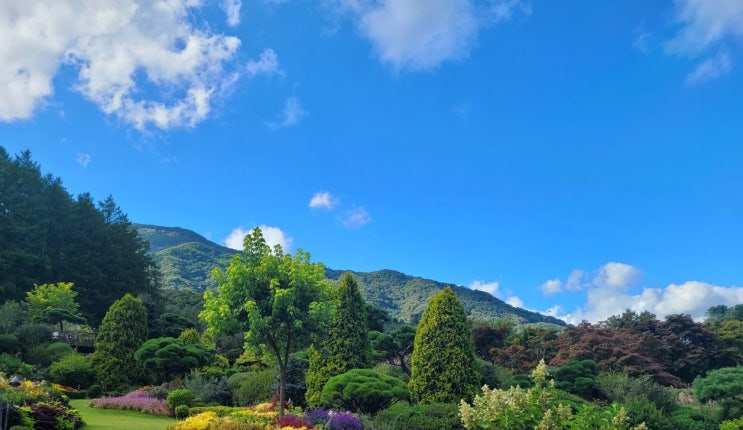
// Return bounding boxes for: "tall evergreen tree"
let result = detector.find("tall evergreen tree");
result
[408,287,480,404]
[306,272,372,405]
[92,293,148,393]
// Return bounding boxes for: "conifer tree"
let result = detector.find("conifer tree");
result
[92,293,148,393]
[306,272,372,405]
[408,287,480,404]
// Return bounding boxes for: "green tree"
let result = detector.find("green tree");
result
[135,337,214,383]
[370,324,416,376]
[91,293,148,393]
[49,352,95,389]
[306,272,372,405]
[200,227,331,416]
[0,300,26,334]
[320,368,409,415]
[25,282,80,321]
[408,287,480,404]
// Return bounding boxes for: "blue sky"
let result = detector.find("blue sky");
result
[1,0,742,324]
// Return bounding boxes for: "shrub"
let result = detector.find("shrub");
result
[14,324,52,354]
[184,372,232,405]
[0,334,20,354]
[276,413,313,428]
[175,405,190,420]
[597,372,677,412]
[552,359,599,399]
[87,384,103,398]
[320,368,409,415]
[28,401,83,430]
[0,353,35,378]
[168,389,197,411]
[46,342,74,362]
[375,401,464,430]
[49,353,95,389]
[227,370,274,406]
[505,374,532,388]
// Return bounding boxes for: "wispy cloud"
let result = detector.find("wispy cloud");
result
[342,207,372,228]
[247,48,283,78]
[270,96,307,128]
[76,153,91,167]
[0,1,241,129]
[469,280,500,296]
[223,225,293,252]
[540,279,562,295]
[685,51,732,85]
[663,0,742,84]
[221,0,242,27]
[309,191,338,210]
[328,0,530,71]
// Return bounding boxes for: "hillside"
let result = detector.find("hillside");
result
[137,224,565,326]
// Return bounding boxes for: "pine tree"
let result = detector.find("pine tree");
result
[408,287,480,404]
[306,272,372,406]
[92,293,148,393]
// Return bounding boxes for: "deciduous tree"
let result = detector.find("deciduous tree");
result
[200,228,331,416]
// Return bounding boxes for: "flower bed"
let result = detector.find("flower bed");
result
[91,387,172,416]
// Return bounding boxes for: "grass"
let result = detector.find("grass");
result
[69,399,177,430]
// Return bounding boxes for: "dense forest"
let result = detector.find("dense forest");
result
[5,147,743,429]
[0,147,160,326]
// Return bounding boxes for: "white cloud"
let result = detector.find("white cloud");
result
[76,152,91,167]
[506,295,524,308]
[270,96,307,128]
[666,0,743,56]
[258,225,293,251]
[546,262,743,324]
[246,49,283,78]
[224,226,250,250]
[309,191,338,209]
[221,0,242,27]
[540,279,562,295]
[223,225,293,252]
[342,207,371,228]
[330,0,529,71]
[685,51,732,85]
[469,280,500,296]
[0,1,240,129]
[592,262,642,290]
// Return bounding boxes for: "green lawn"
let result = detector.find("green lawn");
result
[69,399,177,430]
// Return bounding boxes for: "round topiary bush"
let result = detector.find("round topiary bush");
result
[174,405,190,420]
[167,388,196,411]
[320,368,408,415]
[87,384,103,398]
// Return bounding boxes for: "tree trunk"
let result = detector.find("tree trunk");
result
[278,364,287,417]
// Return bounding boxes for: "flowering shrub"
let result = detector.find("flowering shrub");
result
[326,411,363,430]
[91,387,172,416]
[459,360,647,430]
[276,413,314,429]
[28,401,84,430]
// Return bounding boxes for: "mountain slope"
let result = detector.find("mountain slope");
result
[137,224,565,326]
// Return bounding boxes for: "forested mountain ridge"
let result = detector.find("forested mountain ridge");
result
[138,224,565,326]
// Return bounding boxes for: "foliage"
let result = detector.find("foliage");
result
[472,320,514,360]
[175,404,190,420]
[24,282,81,325]
[46,342,74,362]
[158,313,198,338]
[92,293,149,393]
[13,323,52,357]
[87,384,103,398]
[373,401,464,430]
[694,366,743,421]
[49,352,95,389]
[135,337,214,383]
[460,361,647,430]
[552,359,599,399]
[369,324,416,376]
[91,388,172,415]
[184,372,232,406]
[27,401,83,430]
[0,333,19,354]
[409,287,480,404]
[319,368,409,414]
[168,389,197,411]
[307,273,372,406]
[0,300,26,334]
[201,227,332,416]
[227,370,275,406]
[0,353,35,378]
[0,149,159,326]
[325,269,565,325]
[596,372,677,413]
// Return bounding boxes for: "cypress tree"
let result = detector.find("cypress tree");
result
[306,272,372,405]
[92,293,148,393]
[408,287,480,404]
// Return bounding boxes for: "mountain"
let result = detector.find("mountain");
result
[136,224,565,326]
